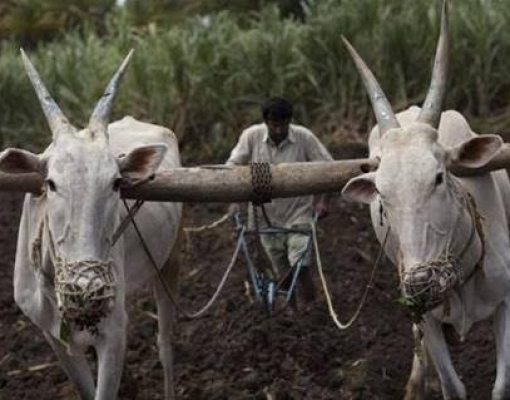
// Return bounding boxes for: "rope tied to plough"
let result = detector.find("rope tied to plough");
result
[183,212,231,233]
[314,220,390,330]
[175,162,274,316]
[182,203,385,326]
[125,200,243,320]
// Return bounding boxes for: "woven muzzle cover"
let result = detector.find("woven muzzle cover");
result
[54,258,116,336]
[401,256,462,313]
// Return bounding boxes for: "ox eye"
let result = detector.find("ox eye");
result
[45,179,57,192]
[113,177,123,192]
[435,172,444,186]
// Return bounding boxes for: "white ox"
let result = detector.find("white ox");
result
[342,2,510,400]
[0,51,182,399]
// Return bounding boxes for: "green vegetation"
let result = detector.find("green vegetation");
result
[1,0,510,161]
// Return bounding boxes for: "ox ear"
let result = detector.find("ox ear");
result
[449,135,503,169]
[0,148,45,175]
[341,172,378,204]
[118,144,168,185]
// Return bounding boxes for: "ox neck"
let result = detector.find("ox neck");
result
[449,177,485,284]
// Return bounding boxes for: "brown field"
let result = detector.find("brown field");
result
[0,146,497,399]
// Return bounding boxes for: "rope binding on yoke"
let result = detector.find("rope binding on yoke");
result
[250,161,273,205]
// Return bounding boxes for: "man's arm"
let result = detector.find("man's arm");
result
[226,129,252,166]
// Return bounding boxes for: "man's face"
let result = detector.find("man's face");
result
[266,118,290,144]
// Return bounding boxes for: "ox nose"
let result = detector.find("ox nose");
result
[55,259,116,333]
[55,259,116,310]
[401,259,459,313]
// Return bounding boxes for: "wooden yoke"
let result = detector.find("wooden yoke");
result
[1,145,510,202]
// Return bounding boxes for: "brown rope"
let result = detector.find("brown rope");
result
[316,222,390,330]
[250,162,273,205]
[121,199,241,320]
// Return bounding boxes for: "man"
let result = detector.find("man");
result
[226,97,333,309]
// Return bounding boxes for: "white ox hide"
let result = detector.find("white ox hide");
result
[346,107,510,399]
[342,2,510,399]
[0,51,182,400]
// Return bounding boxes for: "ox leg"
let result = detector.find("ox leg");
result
[95,317,127,400]
[154,251,180,400]
[421,315,466,400]
[43,331,95,400]
[492,300,510,399]
[405,350,427,400]
[405,324,440,400]
[405,325,428,400]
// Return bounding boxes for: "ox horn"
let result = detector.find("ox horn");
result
[417,0,449,128]
[342,37,400,136]
[88,49,134,138]
[20,49,75,141]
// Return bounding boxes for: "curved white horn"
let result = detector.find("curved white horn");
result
[342,37,400,136]
[417,0,449,128]
[20,49,75,140]
[88,49,134,138]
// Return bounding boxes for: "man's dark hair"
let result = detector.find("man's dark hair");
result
[262,97,293,121]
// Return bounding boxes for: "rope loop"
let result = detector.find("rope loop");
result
[250,162,273,205]
[316,223,389,330]
[123,201,241,320]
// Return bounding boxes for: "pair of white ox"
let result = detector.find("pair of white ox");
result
[0,51,182,399]
[342,2,510,400]
[4,8,510,400]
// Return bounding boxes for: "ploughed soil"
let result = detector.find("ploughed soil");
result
[0,147,498,400]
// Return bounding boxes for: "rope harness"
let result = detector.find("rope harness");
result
[31,211,116,340]
[397,179,485,322]
[52,199,147,338]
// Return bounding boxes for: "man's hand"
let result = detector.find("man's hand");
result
[314,199,329,220]
[228,203,241,216]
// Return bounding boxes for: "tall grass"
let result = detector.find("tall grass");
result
[2,0,510,161]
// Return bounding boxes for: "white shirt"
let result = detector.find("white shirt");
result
[226,123,333,227]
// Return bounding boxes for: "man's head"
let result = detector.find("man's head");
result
[262,97,293,145]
